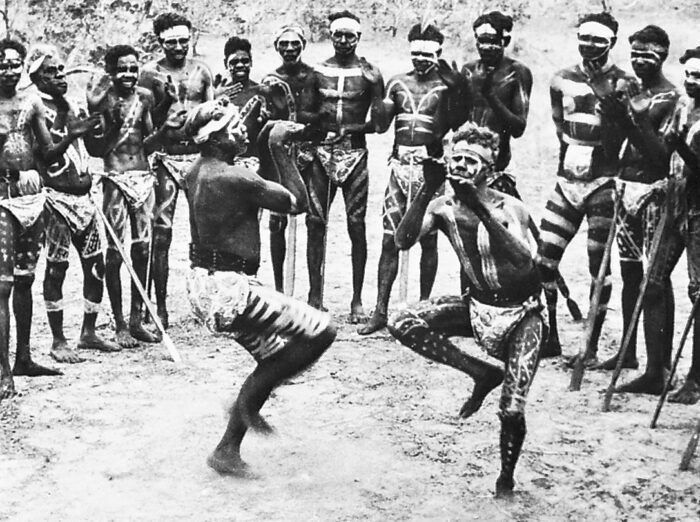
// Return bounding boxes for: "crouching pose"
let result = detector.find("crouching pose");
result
[184,103,336,475]
[388,124,545,496]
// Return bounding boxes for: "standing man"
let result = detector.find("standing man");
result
[298,10,384,319]
[28,45,119,362]
[262,25,315,293]
[359,23,468,334]
[462,10,532,196]
[388,124,545,497]
[85,45,172,348]
[183,103,336,475]
[537,12,632,361]
[139,12,214,329]
[593,26,678,372]
[0,39,96,401]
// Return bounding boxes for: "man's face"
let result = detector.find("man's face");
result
[159,25,190,65]
[34,56,67,96]
[0,48,24,91]
[111,54,139,93]
[447,140,492,187]
[331,29,359,57]
[684,58,700,99]
[277,31,304,64]
[474,27,505,66]
[226,50,252,83]
[630,41,665,81]
[577,22,615,63]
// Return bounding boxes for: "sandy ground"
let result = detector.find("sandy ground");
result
[2,15,700,521]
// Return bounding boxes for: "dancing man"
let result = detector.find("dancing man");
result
[359,22,467,334]
[593,26,678,374]
[29,45,119,362]
[388,123,545,496]
[184,102,336,475]
[462,10,532,197]
[538,12,632,361]
[0,39,97,400]
[298,10,384,318]
[139,12,214,328]
[262,25,315,293]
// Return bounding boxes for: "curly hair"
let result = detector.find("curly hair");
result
[629,25,669,49]
[578,12,619,35]
[0,38,27,61]
[407,23,444,44]
[224,36,252,60]
[452,122,500,155]
[680,46,700,64]
[473,11,513,36]
[104,45,139,74]
[153,12,192,36]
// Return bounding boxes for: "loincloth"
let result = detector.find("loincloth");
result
[556,176,615,210]
[469,293,546,360]
[100,170,155,208]
[44,187,95,235]
[187,267,252,334]
[315,136,368,186]
[617,178,667,217]
[388,145,429,198]
[0,192,46,230]
[150,152,198,189]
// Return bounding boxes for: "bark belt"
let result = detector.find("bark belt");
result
[189,243,259,275]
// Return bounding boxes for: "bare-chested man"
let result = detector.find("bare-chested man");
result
[262,25,315,293]
[591,26,678,375]
[85,45,176,348]
[138,12,214,328]
[183,102,336,475]
[298,10,384,319]
[388,124,545,496]
[359,23,469,334]
[537,12,633,362]
[28,45,119,362]
[462,11,532,196]
[0,39,98,401]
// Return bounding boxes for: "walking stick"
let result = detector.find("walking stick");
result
[680,417,700,471]
[284,215,297,296]
[398,155,414,302]
[602,206,669,410]
[94,203,182,365]
[570,185,625,391]
[650,297,700,428]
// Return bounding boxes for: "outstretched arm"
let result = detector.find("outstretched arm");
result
[395,158,443,249]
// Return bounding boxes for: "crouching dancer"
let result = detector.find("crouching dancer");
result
[388,123,545,496]
[183,103,336,475]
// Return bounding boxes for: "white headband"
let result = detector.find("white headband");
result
[474,22,510,38]
[685,57,700,73]
[28,54,49,75]
[409,40,442,55]
[577,21,615,40]
[26,45,58,75]
[159,24,190,41]
[330,17,361,34]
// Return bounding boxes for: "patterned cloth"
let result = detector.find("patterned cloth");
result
[469,293,546,360]
[0,192,46,229]
[316,136,368,186]
[150,152,198,189]
[187,267,251,333]
[389,145,428,198]
[43,187,95,235]
[556,176,615,210]
[99,170,155,209]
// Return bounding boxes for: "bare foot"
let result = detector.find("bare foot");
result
[77,332,121,353]
[668,378,700,405]
[495,475,515,498]
[129,322,162,344]
[0,373,17,402]
[116,327,140,349]
[357,311,387,335]
[13,358,62,377]
[50,339,85,363]
[207,451,254,477]
[349,300,366,324]
[308,295,327,312]
[615,371,669,395]
[459,369,504,419]
[592,353,639,371]
[564,353,599,370]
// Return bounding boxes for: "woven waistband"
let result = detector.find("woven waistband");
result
[189,243,259,275]
[467,280,542,307]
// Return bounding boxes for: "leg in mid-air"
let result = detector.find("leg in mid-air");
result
[388,295,504,419]
[200,281,336,475]
[150,163,180,329]
[305,159,336,311]
[495,311,544,497]
[12,214,61,377]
